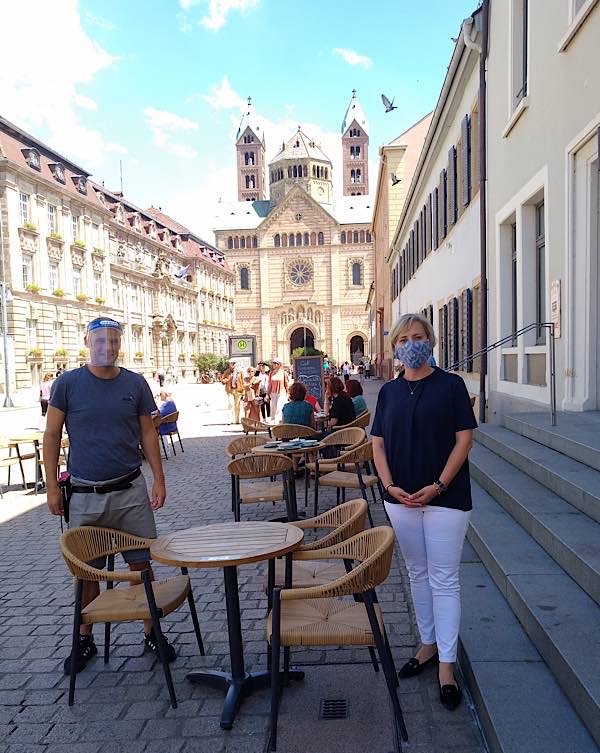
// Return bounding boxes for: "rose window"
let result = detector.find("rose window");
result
[288,261,312,285]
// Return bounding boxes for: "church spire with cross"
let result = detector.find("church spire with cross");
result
[341,89,369,196]
[236,96,266,201]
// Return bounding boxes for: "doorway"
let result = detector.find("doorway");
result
[290,327,314,354]
[349,335,365,364]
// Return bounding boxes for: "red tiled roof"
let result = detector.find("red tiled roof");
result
[145,206,189,235]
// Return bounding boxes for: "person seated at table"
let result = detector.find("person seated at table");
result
[157,390,177,435]
[346,379,368,416]
[304,391,322,414]
[282,382,315,429]
[327,376,356,429]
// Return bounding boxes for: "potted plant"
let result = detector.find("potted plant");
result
[76,293,88,302]
[53,288,65,297]
[78,348,89,359]
[95,296,106,305]
[134,351,144,360]
[26,283,41,293]
[178,352,186,362]
[23,221,37,231]
[73,239,86,249]
[49,232,63,241]
[190,352,198,361]
[28,347,43,358]
[54,348,68,358]
[93,247,105,255]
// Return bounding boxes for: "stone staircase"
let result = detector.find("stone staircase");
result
[459,412,600,753]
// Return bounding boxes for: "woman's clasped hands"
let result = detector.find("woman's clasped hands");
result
[388,484,440,508]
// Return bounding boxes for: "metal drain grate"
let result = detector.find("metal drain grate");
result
[319,698,349,720]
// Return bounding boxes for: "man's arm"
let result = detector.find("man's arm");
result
[139,413,166,511]
[43,406,66,516]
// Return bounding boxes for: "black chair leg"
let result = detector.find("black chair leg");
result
[160,435,168,460]
[370,484,378,508]
[181,567,205,656]
[313,472,320,518]
[336,487,340,506]
[269,590,282,752]
[142,572,177,709]
[177,431,184,453]
[170,434,176,456]
[104,554,115,663]
[68,580,84,706]
[368,646,379,672]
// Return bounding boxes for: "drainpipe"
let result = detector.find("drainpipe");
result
[477,0,489,424]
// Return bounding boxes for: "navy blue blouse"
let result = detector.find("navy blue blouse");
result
[371,368,477,511]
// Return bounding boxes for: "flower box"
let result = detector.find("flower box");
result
[49,232,63,241]
[76,293,88,302]
[54,349,68,358]
[28,348,43,358]
[134,351,144,360]
[95,296,106,305]
[73,240,86,249]
[23,222,37,232]
[53,288,65,297]
[79,349,89,359]
[26,283,41,293]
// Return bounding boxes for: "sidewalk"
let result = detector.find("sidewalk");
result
[0,378,486,753]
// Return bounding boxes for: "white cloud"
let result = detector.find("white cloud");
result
[179,0,259,31]
[85,11,116,31]
[106,142,129,154]
[143,107,199,159]
[0,0,120,166]
[332,47,373,70]
[202,75,246,110]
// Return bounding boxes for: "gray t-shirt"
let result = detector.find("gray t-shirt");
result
[50,366,157,482]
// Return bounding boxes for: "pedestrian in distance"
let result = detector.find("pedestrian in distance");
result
[257,361,270,421]
[39,372,55,417]
[365,357,371,379]
[220,358,245,424]
[371,312,477,711]
[267,358,289,424]
[43,316,172,675]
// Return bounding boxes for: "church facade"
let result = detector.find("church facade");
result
[214,93,374,364]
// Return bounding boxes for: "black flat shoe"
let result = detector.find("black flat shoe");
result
[398,652,439,679]
[439,681,462,710]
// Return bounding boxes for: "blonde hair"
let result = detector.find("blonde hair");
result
[389,313,436,349]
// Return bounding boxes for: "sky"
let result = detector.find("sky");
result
[0,0,478,243]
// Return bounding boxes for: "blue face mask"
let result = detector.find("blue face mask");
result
[394,340,432,370]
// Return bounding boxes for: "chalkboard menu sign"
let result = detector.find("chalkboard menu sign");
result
[293,355,324,405]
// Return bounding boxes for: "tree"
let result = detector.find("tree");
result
[193,353,219,373]
[292,346,324,359]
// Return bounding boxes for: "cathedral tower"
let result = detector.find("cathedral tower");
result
[268,128,333,207]
[236,97,266,201]
[341,90,369,196]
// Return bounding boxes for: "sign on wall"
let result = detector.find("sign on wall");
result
[550,280,561,339]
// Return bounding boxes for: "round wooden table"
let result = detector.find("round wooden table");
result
[151,522,304,729]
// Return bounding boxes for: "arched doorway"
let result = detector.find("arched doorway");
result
[290,327,314,354]
[350,335,365,364]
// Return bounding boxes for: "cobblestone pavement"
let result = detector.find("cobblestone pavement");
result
[0,377,487,753]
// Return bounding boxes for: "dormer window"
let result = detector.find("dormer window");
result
[22,148,41,171]
[49,162,65,183]
[72,176,87,194]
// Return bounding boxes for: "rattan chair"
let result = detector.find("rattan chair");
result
[314,441,382,524]
[241,417,272,437]
[153,414,168,460]
[305,427,366,475]
[0,437,36,498]
[160,411,183,456]
[225,434,268,459]
[271,424,320,441]
[266,526,408,751]
[331,410,371,431]
[59,526,205,709]
[269,498,368,590]
[227,453,295,522]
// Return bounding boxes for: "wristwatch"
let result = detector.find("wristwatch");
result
[434,480,448,494]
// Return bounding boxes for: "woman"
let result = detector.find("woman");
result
[345,379,367,416]
[327,376,355,428]
[268,358,288,424]
[282,382,315,428]
[40,372,55,417]
[157,390,178,435]
[243,367,261,421]
[371,313,476,711]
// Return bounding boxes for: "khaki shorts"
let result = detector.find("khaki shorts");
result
[69,470,156,567]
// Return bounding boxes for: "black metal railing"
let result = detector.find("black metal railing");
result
[446,322,556,426]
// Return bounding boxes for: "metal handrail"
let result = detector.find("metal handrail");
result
[446,322,557,426]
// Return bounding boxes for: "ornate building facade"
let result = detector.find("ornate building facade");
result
[0,116,233,394]
[214,93,374,364]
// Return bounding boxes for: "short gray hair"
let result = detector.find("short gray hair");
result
[389,313,436,348]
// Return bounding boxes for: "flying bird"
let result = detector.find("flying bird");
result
[391,173,401,186]
[451,36,459,43]
[381,94,397,113]
[174,264,191,279]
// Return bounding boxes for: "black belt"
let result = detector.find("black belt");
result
[70,468,141,494]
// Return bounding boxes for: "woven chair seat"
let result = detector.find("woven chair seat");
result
[81,575,190,624]
[267,597,384,646]
[272,558,347,588]
[305,461,352,474]
[318,471,379,489]
[240,480,284,504]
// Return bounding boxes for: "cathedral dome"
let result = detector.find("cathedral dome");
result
[269,128,333,206]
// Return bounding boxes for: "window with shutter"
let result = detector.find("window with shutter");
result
[448,146,457,226]
[471,106,480,194]
[433,188,439,250]
[449,297,459,367]
[466,288,473,372]
[428,304,434,327]
[472,283,481,374]
[427,195,433,255]
[442,304,449,368]
[441,169,448,238]
[414,220,419,270]
[459,290,467,364]
[422,205,428,259]
[461,115,472,207]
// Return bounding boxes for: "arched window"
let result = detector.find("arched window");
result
[353,230,359,243]
[352,262,362,286]
[296,232,302,246]
[240,236,246,248]
[312,165,316,177]
[310,232,316,245]
[227,236,233,249]
[303,165,308,177]
[246,235,251,248]
[318,232,324,246]
[240,267,250,290]
[289,234,295,247]
[282,233,288,247]
[303,232,309,246]
[288,167,292,178]
[355,169,361,183]
[252,235,258,248]
[359,230,365,243]
[325,168,328,179]
[234,236,239,249]
[341,231,346,243]
[293,166,298,178]
[366,231,372,242]
[350,169,356,182]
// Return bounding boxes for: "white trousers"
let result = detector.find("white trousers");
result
[384,502,470,663]
[269,392,286,423]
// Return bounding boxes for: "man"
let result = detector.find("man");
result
[364,358,371,379]
[44,317,171,675]
[220,358,245,424]
[257,362,270,421]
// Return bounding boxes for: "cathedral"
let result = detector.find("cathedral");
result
[213,92,374,364]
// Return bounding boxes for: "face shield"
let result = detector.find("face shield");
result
[86,320,122,367]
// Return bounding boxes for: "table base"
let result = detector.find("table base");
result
[187,668,305,729]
